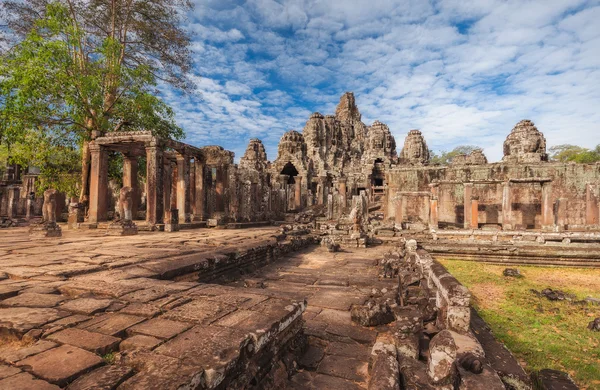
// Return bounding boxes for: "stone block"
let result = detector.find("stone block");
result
[0,293,66,308]
[316,355,368,383]
[29,222,62,238]
[120,335,162,351]
[77,313,145,337]
[0,340,57,364]
[127,318,192,340]
[17,345,103,386]
[47,328,120,355]
[59,298,114,315]
[427,330,457,385]
[0,307,66,338]
[0,372,60,390]
[67,365,134,390]
[447,305,471,333]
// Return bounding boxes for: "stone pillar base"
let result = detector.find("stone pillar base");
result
[106,221,138,236]
[165,209,180,232]
[30,222,62,238]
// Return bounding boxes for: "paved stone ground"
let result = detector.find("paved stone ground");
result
[227,245,395,389]
[0,227,311,389]
[0,226,393,389]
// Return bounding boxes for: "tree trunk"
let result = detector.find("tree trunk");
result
[79,140,91,203]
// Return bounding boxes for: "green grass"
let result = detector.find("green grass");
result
[438,260,600,389]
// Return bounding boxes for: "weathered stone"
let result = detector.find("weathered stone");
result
[0,293,66,308]
[534,369,579,390]
[399,130,429,165]
[503,119,548,163]
[0,340,58,364]
[0,364,21,380]
[77,313,145,337]
[47,328,120,355]
[17,345,103,386]
[0,372,60,390]
[59,298,114,315]
[316,355,367,382]
[427,330,457,385]
[588,317,600,331]
[0,307,66,337]
[350,300,394,327]
[120,335,162,351]
[503,268,522,277]
[127,318,192,339]
[298,345,325,370]
[67,365,134,390]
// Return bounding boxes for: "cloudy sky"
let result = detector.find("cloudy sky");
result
[166,0,600,162]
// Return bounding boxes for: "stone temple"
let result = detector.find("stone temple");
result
[0,92,597,389]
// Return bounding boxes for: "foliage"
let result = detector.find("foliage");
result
[549,144,600,164]
[0,128,80,196]
[439,259,600,387]
[430,145,479,165]
[0,0,193,195]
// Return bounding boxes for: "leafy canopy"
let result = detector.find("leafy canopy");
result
[430,145,479,165]
[548,144,600,164]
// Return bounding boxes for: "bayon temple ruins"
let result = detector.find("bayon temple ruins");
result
[0,93,598,389]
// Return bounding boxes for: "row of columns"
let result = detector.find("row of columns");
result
[88,143,228,225]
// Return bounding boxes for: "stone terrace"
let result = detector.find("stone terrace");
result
[0,227,314,389]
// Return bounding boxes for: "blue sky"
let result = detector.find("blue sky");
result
[162,0,600,162]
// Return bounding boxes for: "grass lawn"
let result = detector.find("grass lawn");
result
[437,259,600,389]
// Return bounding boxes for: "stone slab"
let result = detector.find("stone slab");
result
[120,335,163,351]
[59,298,114,315]
[0,340,58,364]
[0,307,66,337]
[17,345,103,386]
[67,364,134,390]
[160,298,236,325]
[77,313,145,337]
[47,328,120,355]
[0,364,21,380]
[0,293,66,308]
[127,318,192,340]
[0,372,60,390]
[317,354,368,382]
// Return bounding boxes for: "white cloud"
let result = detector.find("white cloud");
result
[160,0,600,163]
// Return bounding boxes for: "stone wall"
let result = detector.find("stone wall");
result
[386,162,600,229]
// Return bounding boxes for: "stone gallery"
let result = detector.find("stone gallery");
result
[0,93,597,389]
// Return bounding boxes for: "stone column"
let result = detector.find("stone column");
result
[176,154,190,223]
[194,160,205,221]
[430,195,439,229]
[470,196,479,229]
[394,193,404,227]
[145,144,164,225]
[555,198,568,231]
[88,143,108,223]
[463,183,473,229]
[586,184,599,226]
[7,187,17,218]
[338,177,347,209]
[502,181,512,230]
[215,166,225,212]
[541,182,554,229]
[295,176,302,211]
[317,176,327,205]
[122,154,139,220]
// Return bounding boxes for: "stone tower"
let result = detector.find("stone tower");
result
[399,130,430,165]
[502,120,548,163]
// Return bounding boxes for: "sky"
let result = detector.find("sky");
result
[164,0,600,163]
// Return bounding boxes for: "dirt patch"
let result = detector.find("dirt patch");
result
[524,269,600,296]
[469,283,506,310]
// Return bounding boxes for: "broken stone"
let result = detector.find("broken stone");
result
[427,330,457,385]
[350,300,394,327]
[503,268,522,278]
[588,317,600,332]
[534,369,579,390]
[0,372,60,390]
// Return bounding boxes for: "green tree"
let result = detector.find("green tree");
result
[549,144,600,163]
[430,145,479,165]
[0,0,193,201]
